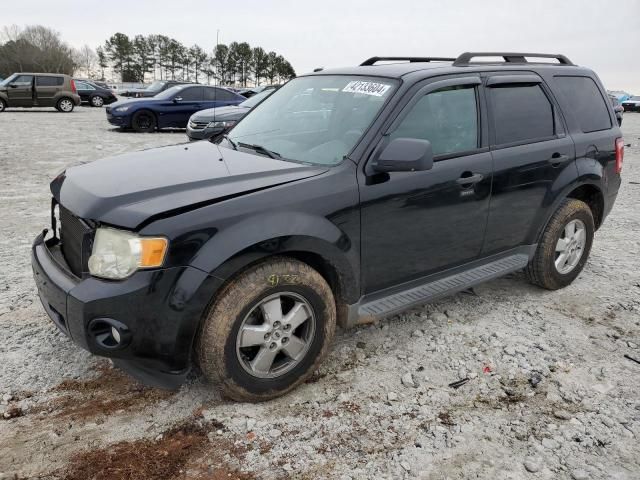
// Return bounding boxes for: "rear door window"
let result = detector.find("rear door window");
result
[205,88,238,101]
[36,76,63,87]
[554,76,612,132]
[489,84,555,145]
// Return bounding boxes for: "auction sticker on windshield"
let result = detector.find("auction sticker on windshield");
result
[343,80,391,97]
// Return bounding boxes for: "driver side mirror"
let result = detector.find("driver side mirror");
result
[373,137,434,173]
[172,96,182,103]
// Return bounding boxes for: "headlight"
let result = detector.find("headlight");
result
[88,228,168,280]
[207,120,236,129]
[114,106,130,112]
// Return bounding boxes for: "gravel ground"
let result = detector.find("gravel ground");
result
[0,106,639,480]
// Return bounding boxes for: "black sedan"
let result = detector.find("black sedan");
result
[186,88,276,141]
[74,80,117,107]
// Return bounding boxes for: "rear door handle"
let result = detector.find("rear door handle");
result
[456,173,484,186]
[549,153,569,165]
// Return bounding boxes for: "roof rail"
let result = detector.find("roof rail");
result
[453,52,574,66]
[361,56,456,66]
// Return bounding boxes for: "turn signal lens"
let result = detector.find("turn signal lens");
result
[139,238,168,267]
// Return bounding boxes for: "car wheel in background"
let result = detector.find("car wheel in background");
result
[90,95,104,107]
[525,198,594,290]
[0,99,6,112]
[197,257,336,402]
[56,98,75,113]
[131,110,156,133]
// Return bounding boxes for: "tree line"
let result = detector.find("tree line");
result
[100,33,295,86]
[0,25,296,87]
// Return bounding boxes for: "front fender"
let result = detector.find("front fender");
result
[190,211,359,303]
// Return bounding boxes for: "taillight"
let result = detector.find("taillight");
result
[70,79,77,94]
[615,137,624,174]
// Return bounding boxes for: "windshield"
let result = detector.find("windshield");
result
[240,89,275,108]
[0,74,17,86]
[226,75,398,165]
[146,81,166,92]
[153,84,187,100]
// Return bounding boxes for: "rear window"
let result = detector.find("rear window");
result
[36,76,63,87]
[490,84,555,145]
[554,76,611,132]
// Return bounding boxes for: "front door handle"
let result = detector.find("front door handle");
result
[456,173,484,186]
[549,153,569,166]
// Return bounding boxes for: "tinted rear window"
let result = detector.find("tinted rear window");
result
[36,76,63,87]
[554,76,611,132]
[490,84,555,145]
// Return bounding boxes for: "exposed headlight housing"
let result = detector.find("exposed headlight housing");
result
[88,228,168,280]
[114,105,130,112]
[207,120,236,129]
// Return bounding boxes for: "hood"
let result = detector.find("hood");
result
[108,97,150,109]
[52,142,328,229]
[191,105,248,122]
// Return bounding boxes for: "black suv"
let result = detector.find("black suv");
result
[32,52,623,401]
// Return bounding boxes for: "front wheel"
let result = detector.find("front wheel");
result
[197,257,336,402]
[131,110,156,132]
[0,98,6,112]
[90,95,104,107]
[525,199,594,290]
[56,97,75,112]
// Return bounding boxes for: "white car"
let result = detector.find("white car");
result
[622,95,640,112]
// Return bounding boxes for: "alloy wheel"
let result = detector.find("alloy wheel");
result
[236,292,316,379]
[554,219,587,274]
[59,99,73,112]
[92,96,104,107]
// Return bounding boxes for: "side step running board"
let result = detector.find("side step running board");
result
[353,253,529,325]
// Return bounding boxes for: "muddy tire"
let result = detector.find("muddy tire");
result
[197,257,336,402]
[525,199,594,290]
[131,110,156,132]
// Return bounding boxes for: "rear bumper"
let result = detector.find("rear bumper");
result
[31,230,223,388]
[622,104,640,112]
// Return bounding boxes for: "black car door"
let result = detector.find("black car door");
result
[481,73,576,256]
[358,76,493,294]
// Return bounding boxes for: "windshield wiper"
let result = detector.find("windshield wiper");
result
[221,134,238,150]
[238,142,281,159]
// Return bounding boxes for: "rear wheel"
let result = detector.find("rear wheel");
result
[525,199,594,290]
[197,257,336,402]
[90,95,104,107]
[131,110,156,132]
[56,97,74,112]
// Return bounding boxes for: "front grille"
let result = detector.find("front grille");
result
[59,205,92,277]
[189,120,208,130]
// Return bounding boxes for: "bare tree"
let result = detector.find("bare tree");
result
[74,44,97,78]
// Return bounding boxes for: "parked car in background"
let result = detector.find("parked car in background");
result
[120,80,192,98]
[608,95,623,125]
[186,88,277,141]
[75,78,111,90]
[622,95,640,112]
[237,85,279,98]
[74,80,118,107]
[0,73,80,112]
[106,84,245,132]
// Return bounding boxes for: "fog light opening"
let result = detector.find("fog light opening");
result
[88,318,131,350]
[111,326,121,344]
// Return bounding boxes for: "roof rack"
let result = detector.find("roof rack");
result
[360,56,456,66]
[453,52,574,66]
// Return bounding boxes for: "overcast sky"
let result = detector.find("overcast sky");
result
[5,0,640,92]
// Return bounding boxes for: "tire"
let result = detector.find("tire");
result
[131,110,156,132]
[525,199,594,290]
[0,98,6,112]
[56,97,75,112]
[90,95,104,107]
[197,257,336,402]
